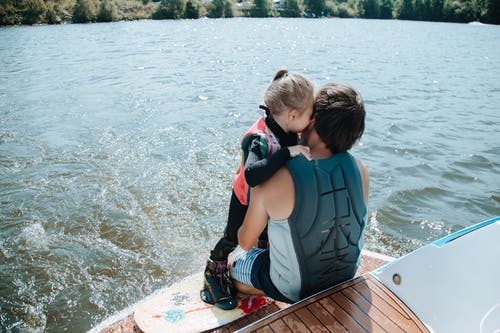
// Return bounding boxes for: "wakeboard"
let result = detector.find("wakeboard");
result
[133,271,279,333]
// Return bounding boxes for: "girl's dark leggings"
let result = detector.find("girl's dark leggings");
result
[210,190,268,261]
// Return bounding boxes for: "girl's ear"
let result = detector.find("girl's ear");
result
[288,109,299,120]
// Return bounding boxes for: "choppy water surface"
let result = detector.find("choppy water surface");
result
[1,18,499,332]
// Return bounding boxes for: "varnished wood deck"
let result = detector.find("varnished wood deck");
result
[202,252,414,333]
[230,274,429,333]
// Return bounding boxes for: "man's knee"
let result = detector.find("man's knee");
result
[233,280,265,296]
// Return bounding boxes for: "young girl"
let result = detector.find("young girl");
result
[201,69,315,310]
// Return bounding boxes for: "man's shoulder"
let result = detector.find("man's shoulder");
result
[258,165,293,201]
[263,165,293,189]
[259,165,295,220]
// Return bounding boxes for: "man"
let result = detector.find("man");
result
[229,83,369,303]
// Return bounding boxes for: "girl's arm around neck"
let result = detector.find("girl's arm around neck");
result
[244,137,291,187]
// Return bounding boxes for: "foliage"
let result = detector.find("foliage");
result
[329,1,357,17]
[185,0,202,18]
[393,0,413,19]
[304,0,328,16]
[207,0,223,17]
[362,0,380,17]
[44,1,63,24]
[410,0,444,20]
[73,0,97,23]
[389,0,497,23]
[207,0,234,17]
[97,0,115,22]
[251,0,274,17]
[21,0,47,24]
[442,0,475,21]
[152,0,185,19]
[223,0,235,17]
[0,0,498,24]
[281,0,304,17]
[0,0,21,25]
[379,0,393,18]
[480,0,500,24]
[207,0,221,17]
[113,0,157,20]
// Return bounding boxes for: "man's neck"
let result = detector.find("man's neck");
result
[303,127,333,160]
[310,144,333,160]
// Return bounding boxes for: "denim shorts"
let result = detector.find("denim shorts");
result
[230,248,294,303]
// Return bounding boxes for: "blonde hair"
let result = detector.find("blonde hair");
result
[263,69,314,117]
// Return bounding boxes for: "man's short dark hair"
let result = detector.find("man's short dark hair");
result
[313,83,365,154]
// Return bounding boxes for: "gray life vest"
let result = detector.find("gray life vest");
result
[286,152,367,299]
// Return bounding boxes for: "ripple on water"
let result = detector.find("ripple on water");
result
[442,166,477,183]
[374,186,460,251]
[454,154,496,170]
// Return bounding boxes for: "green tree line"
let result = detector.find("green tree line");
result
[1,0,498,25]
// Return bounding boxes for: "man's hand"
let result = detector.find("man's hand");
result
[227,245,248,269]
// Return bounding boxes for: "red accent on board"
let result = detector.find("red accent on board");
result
[239,296,271,314]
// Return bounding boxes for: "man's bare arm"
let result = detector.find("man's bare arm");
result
[237,185,269,251]
[356,159,369,205]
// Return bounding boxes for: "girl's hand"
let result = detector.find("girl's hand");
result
[288,145,311,160]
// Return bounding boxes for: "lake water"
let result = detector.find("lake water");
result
[0,18,499,332]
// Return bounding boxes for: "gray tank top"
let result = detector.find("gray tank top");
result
[267,153,367,301]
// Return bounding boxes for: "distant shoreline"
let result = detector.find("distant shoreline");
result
[1,0,498,26]
[3,16,500,28]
